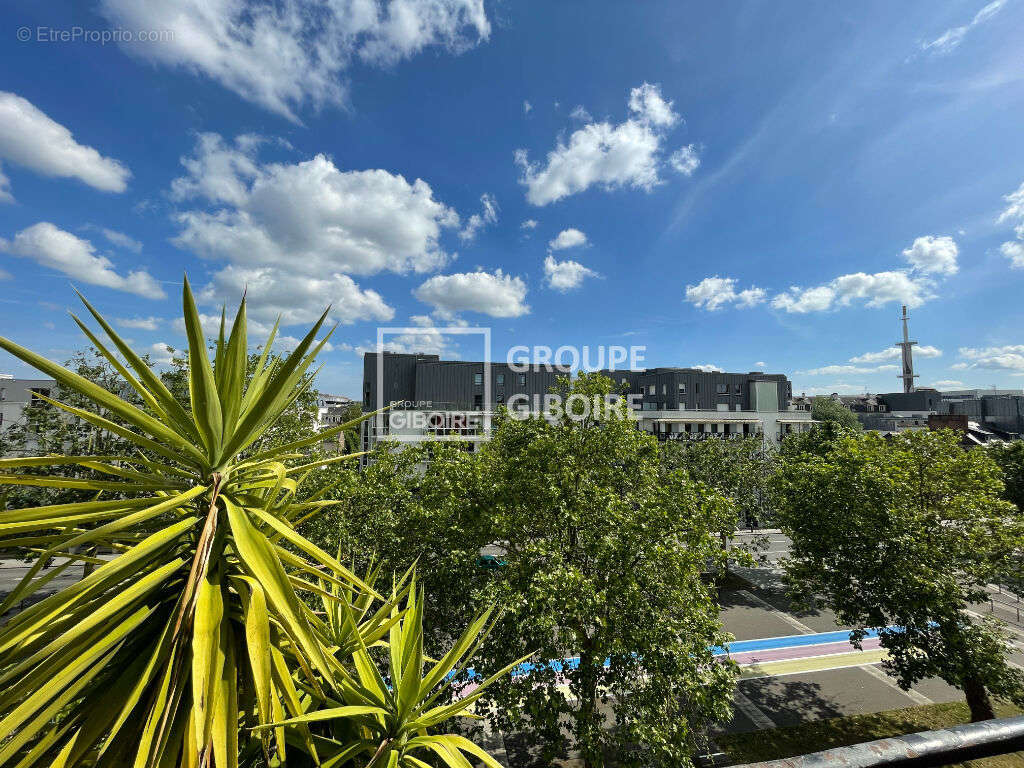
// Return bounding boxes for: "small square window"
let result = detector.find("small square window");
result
[496,373,505,385]
[678,383,686,395]
[716,383,728,394]
[518,374,526,385]
[474,373,483,386]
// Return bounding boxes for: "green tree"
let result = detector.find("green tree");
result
[774,429,1024,721]
[662,437,776,529]
[470,373,738,768]
[989,440,1024,512]
[810,396,862,431]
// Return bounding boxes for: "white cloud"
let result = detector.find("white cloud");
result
[754,361,767,369]
[199,265,394,327]
[98,0,490,121]
[0,91,130,198]
[543,255,597,292]
[99,228,143,253]
[149,342,178,366]
[669,144,700,176]
[515,83,683,206]
[414,269,529,317]
[792,383,865,396]
[523,100,532,114]
[0,167,12,204]
[0,223,164,299]
[1002,242,1024,268]
[796,364,899,376]
[685,276,766,311]
[934,379,967,389]
[547,228,587,252]
[459,193,498,241]
[569,105,593,122]
[172,134,459,277]
[997,181,1024,268]
[357,314,461,357]
[850,345,943,364]
[118,316,162,331]
[921,0,1007,54]
[520,219,538,230]
[772,270,932,313]
[692,364,722,373]
[901,235,958,275]
[957,345,1024,372]
[627,83,680,128]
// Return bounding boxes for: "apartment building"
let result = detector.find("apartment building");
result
[360,352,813,457]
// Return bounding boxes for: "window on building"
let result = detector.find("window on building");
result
[621,377,627,385]
[496,373,505,385]
[643,402,657,410]
[473,372,483,385]
[678,383,686,395]
[473,394,483,409]
[518,374,526,385]
[28,388,51,407]
[695,382,701,394]
[662,384,667,395]
[648,384,655,395]
[716,383,728,394]
[734,383,741,394]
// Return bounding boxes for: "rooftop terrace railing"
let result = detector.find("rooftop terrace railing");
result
[730,715,1024,768]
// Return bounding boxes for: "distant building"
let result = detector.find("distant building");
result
[852,388,1024,440]
[315,393,356,452]
[0,376,58,455]
[360,352,814,460]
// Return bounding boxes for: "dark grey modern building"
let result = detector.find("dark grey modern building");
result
[361,352,811,456]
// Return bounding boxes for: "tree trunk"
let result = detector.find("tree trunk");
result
[578,643,602,768]
[964,674,995,721]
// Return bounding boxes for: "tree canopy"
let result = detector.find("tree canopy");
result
[774,428,1024,721]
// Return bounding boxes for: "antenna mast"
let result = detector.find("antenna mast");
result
[898,305,918,394]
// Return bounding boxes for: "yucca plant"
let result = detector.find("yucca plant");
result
[0,279,519,768]
[260,579,528,768]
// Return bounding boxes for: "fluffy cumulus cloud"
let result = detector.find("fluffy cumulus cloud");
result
[0,92,130,199]
[543,255,597,292]
[669,144,700,176]
[921,0,1007,54]
[901,235,959,275]
[169,133,477,324]
[98,0,490,121]
[692,364,722,373]
[515,83,692,206]
[548,228,587,251]
[689,236,958,315]
[199,265,394,327]
[0,222,163,299]
[414,269,529,317]
[849,345,942,364]
[772,270,933,313]
[957,345,1024,372]
[998,181,1024,268]
[172,134,458,276]
[357,314,461,358]
[520,219,538,230]
[459,193,498,241]
[684,276,766,311]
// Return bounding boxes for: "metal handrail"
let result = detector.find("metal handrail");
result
[730,715,1024,768]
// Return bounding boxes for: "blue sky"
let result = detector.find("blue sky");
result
[1,0,1023,397]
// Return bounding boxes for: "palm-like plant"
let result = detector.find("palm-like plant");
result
[261,580,527,768]
[0,280,517,768]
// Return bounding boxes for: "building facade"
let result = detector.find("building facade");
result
[360,352,813,458]
[0,376,58,455]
